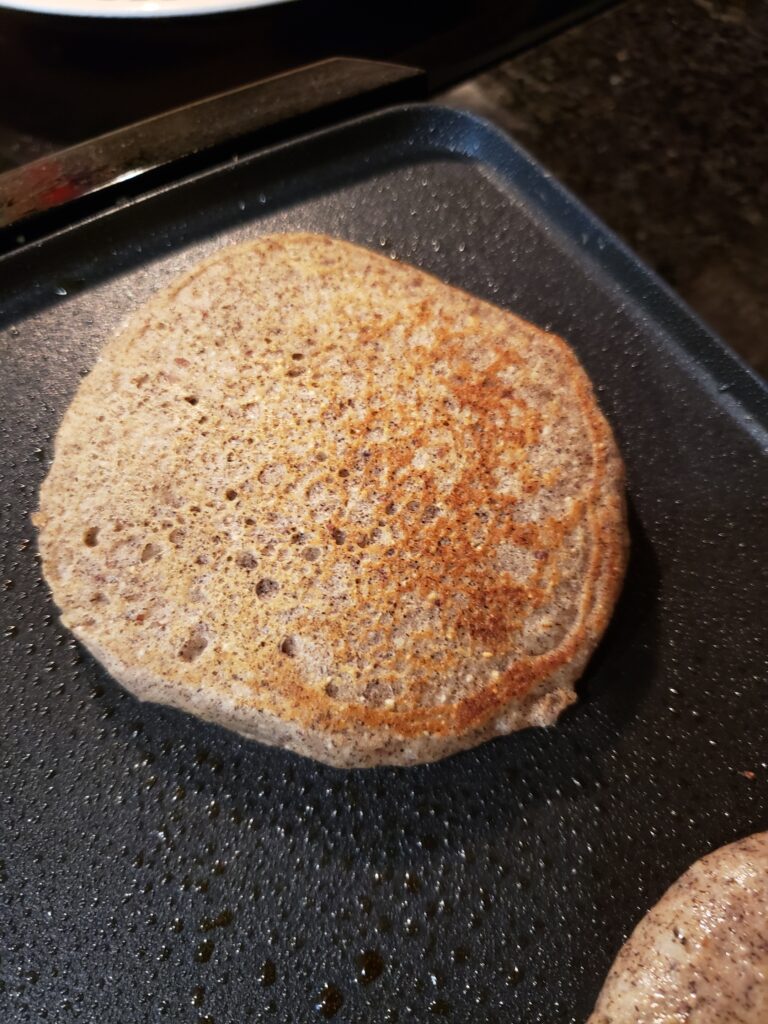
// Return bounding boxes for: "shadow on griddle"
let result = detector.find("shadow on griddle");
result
[573,495,659,723]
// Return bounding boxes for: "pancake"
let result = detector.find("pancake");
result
[588,831,768,1023]
[34,232,627,768]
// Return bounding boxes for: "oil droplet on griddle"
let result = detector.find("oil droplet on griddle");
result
[195,939,214,964]
[191,986,205,1007]
[356,949,384,985]
[315,983,343,1018]
[377,914,393,935]
[259,959,276,987]
[199,909,233,932]
[403,871,420,893]
[507,966,524,986]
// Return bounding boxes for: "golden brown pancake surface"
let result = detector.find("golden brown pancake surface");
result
[35,233,627,767]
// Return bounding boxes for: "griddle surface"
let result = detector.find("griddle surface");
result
[1,105,766,1024]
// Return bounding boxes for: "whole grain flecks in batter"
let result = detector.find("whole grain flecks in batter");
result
[34,233,628,767]
[589,831,768,1024]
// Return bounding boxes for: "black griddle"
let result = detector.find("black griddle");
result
[1,98,767,1024]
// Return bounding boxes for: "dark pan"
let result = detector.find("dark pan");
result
[1,104,766,1024]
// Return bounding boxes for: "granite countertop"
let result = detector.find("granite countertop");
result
[448,0,768,377]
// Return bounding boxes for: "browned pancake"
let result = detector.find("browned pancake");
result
[34,232,627,767]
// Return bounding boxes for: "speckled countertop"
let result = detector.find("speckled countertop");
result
[446,0,768,377]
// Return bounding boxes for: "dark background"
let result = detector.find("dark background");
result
[0,1,619,157]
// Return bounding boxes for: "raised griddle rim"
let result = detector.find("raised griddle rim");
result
[2,100,767,432]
